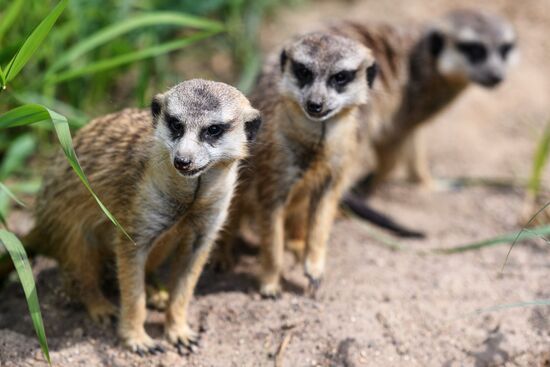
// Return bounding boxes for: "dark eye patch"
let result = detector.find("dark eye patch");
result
[456,41,487,64]
[291,61,314,88]
[499,42,514,60]
[164,114,184,139]
[200,123,230,143]
[328,70,357,92]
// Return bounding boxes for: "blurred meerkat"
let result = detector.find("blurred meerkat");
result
[333,9,518,196]
[23,80,261,355]
[222,32,377,297]
[282,10,518,243]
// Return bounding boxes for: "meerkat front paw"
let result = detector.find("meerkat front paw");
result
[120,330,164,356]
[304,257,324,298]
[146,284,169,311]
[260,277,281,299]
[86,298,118,326]
[286,239,306,263]
[166,323,200,355]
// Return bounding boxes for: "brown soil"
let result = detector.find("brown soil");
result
[1,0,550,366]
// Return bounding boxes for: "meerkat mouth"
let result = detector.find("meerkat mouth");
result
[305,108,333,120]
[176,165,208,177]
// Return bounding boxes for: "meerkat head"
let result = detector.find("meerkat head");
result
[426,9,518,88]
[151,79,261,177]
[279,32,377,122]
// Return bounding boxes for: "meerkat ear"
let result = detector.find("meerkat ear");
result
[280,49,288,73]
[151,93,164,126]
[244,109,262,142]
[366,62,378,89]
[428,31,445,57]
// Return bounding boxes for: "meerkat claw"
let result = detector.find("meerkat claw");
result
[175,337,200,355]
[305,274,322,298]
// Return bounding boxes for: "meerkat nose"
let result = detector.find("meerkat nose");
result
[174,156,192,171]
[486,73,503,86]
[306,101,323,114]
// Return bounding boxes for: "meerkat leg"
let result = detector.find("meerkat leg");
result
[76,252,117,326]
[352,143,402,196]
[116,238,162,355]
[60,229,117,325]
[143,231,179,311]
[304,183,341,296]
[285,192,309,262]
[259,205,286,298]
[404,131,434,188]
[165,230,217,355]
[212,205,242,272]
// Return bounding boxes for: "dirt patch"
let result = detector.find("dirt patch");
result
[1,0,550,366]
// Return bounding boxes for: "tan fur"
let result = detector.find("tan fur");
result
[28,80,260,354]
[221,32,376,297]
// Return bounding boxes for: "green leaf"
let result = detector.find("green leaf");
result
[12,92,89,127]
[0,65,5,89]
[433,224,550,254]
[0,104,51,128]
[0,230,50,364]
[0,104,133,243]
[528,122,550,196]
[4,0,68,82]
[0,0,25,45]
[45,12,225,76]
[46,31,220,84]
[5,179,41,195]
[470,299,550,316]
[0,133,36,180]
[0,183,26,208]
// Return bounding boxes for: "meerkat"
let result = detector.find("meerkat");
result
[281,9,518,243]
[22,80,261,355]
[221,32,377,297]
[322,9,517,231]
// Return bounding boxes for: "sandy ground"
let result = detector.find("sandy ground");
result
[1,0,550,366]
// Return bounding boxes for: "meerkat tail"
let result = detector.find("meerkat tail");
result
[341,193,425,239]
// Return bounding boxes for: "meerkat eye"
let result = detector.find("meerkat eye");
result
[165,115,184,138]
[329,70,356,88]
[456,41,487,64]
[499,43,514,59]
[201,123,229,141]
[291,61,314,87]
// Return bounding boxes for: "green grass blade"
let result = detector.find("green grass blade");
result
[433,224,550,254]
[0,104,50,128]
[4,0,68,82]
[501,201,550,269]
[0,183,26,207]
[12,92,89,127]
[0,65,6,89]
[0,104,133,242]
[0,230,50,364]
[46,31,220,84]
[470,299,550,316]
[6,179,42,195]
[528,122,550,196]
[0,133,36,180]
[45,12,225,76]
[0,210,6,227]
[43,107,134,243]
[0,0,25,45]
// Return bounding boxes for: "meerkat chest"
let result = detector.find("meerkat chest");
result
[131,166,236,246]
